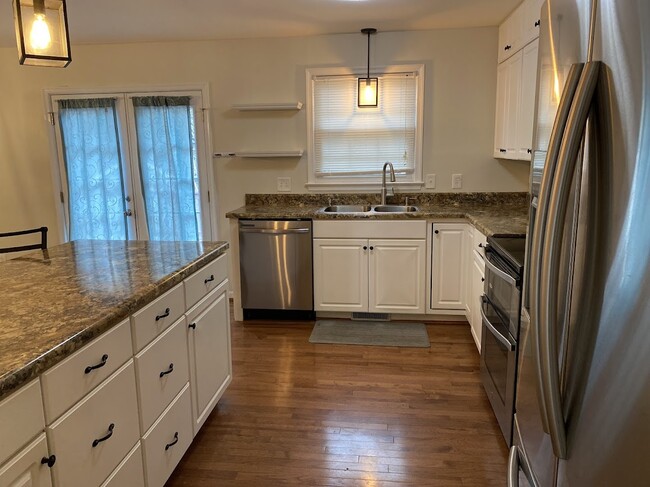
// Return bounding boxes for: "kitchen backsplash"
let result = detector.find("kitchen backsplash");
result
[245,192,529,208]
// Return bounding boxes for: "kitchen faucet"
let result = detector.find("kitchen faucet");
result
[381,162,396,205]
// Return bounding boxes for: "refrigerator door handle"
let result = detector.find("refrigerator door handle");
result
[539,61,601,460]
[530,63,584,435]
[508,446,539,487]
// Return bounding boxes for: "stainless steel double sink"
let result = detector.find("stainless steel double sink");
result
[322,204,419,214]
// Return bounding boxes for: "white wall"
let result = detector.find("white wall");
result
[0,28,530,244]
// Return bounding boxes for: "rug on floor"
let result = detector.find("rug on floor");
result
[309,320,430,348]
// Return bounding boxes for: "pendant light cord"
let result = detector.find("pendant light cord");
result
[367,31,371,80]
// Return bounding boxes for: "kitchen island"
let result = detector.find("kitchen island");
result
[0,240,230,487]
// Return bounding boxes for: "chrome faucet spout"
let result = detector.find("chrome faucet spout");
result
[381,162,396,205]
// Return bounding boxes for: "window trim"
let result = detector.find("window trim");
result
[305,64,425,191]
[43,83,218,242]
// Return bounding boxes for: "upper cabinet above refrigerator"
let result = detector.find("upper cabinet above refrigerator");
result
[493,0,544,162]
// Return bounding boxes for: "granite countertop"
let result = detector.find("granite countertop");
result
[0,240,228,401]
[226,193,530,237]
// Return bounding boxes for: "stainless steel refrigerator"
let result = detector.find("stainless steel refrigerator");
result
[511,0,650,485]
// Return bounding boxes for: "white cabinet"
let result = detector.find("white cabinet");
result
[498,6,523,63]
[523,0,544,46]
[430,224,467,310]
[369,239,426,314]
[313,238,368,312]
[470,256,486,351]
[494,0,541,162]
[186,281,232,434]
[313,221,427,315]
[0,434,53,487]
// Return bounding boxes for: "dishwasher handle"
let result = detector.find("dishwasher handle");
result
[239,228,310,235]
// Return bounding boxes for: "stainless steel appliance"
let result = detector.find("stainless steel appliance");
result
[511,0,650,485]
[239,220,314,319]
[480,236,525,446]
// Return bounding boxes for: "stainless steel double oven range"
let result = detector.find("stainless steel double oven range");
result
[479,236,526,446]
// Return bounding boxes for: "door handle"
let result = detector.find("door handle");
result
[124,209,133,217]
[530,63,584,437]
[484,253,517,286]
[508,446,520,487]
[479,297,515,351]
[239,228,310,234]
[539,61,601,460]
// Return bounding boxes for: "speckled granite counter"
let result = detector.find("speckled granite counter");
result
[0,240,228,401]
[226,193,529,237]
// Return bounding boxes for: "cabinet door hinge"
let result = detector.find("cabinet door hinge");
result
[59,191,65,203]
[207,190,211,203]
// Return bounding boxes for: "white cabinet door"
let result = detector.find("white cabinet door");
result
[0,434,52,487]
[494,61,509,158]
[464,225,474,318]
[523,0,544,45]
[497,5,523,63]
[517,39,540,160]
[504,50,523,158]
[187,282,232,434]
[470,257,486,352]
[313,238,369,312]
[368,239,425,314]
[430,224,466,310]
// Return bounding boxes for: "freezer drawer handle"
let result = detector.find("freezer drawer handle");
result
[507,446,520,487]
[84,354,109,374]
[155,308,170,321]
[479,296,515,351]
[92,423,115,447]
[165,432,179,451]
[159,363,174,378]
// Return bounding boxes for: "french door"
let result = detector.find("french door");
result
[50,90,212,242]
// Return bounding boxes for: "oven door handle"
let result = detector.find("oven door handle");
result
[479,297,516,352]
[484,253,517,287]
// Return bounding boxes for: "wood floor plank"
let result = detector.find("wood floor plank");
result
[166,308,508,486]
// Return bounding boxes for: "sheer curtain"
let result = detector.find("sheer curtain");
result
[132,96,201,242]
[58,98,128,241]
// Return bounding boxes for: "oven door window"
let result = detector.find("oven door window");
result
[481,298,516,405]
[485,251,520,333]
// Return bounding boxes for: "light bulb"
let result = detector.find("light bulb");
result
[30,14,52,51]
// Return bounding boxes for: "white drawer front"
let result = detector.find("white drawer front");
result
[41,319,133,424]
[0,380,45,467]
[131,284,185,353]
[142,384,192,487]
[135,316,190,433]
[184,254,228,309]
[100,442,145,487]
[47,360,140,487]
[0,433,52,487]
[313,220,427,239]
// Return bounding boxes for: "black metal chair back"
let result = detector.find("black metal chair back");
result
[0,227,48,254]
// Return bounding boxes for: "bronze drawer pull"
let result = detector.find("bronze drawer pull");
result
[159,363,174,378]
[92,423,115,447]
[204,275,215,284]
[165,432,179,451]
[84,354,109,374]
[155,308,170,321]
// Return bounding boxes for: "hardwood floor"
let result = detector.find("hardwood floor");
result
[167,310,508,486]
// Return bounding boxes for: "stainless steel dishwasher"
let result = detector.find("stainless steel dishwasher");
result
[239,220,313,319]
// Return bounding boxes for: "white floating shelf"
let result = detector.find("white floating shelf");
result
[214,150,304,158]
[232,102,303,111]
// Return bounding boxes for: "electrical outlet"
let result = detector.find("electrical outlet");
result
[277,177,291,192]
[452,173,463,189]
[425,174,436,189]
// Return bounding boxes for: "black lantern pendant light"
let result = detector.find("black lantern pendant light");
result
[358,28,378,108]
[13,0,72,67]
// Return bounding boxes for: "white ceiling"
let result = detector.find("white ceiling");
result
[0,0,521,47]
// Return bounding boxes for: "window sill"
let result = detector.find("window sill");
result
[305,181,424,192]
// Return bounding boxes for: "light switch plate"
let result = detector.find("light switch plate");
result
[277,177,291,192]
[425,174,436,189]
[452,174,463,189]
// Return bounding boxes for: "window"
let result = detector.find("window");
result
[307,65,424,189]
[48,87,213,242]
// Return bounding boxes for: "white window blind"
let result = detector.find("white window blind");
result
[313,72,418,177]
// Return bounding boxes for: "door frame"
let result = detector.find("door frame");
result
[43,83,217,243]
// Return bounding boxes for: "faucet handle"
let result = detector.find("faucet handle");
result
[328,197,332,206]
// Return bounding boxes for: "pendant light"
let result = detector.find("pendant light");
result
[358,28,378,108]
[13,0,72,67]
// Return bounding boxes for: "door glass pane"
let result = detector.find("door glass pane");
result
[58,98,128,240]
[132,96,202,241]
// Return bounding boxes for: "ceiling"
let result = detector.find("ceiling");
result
[0,0,521,47]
